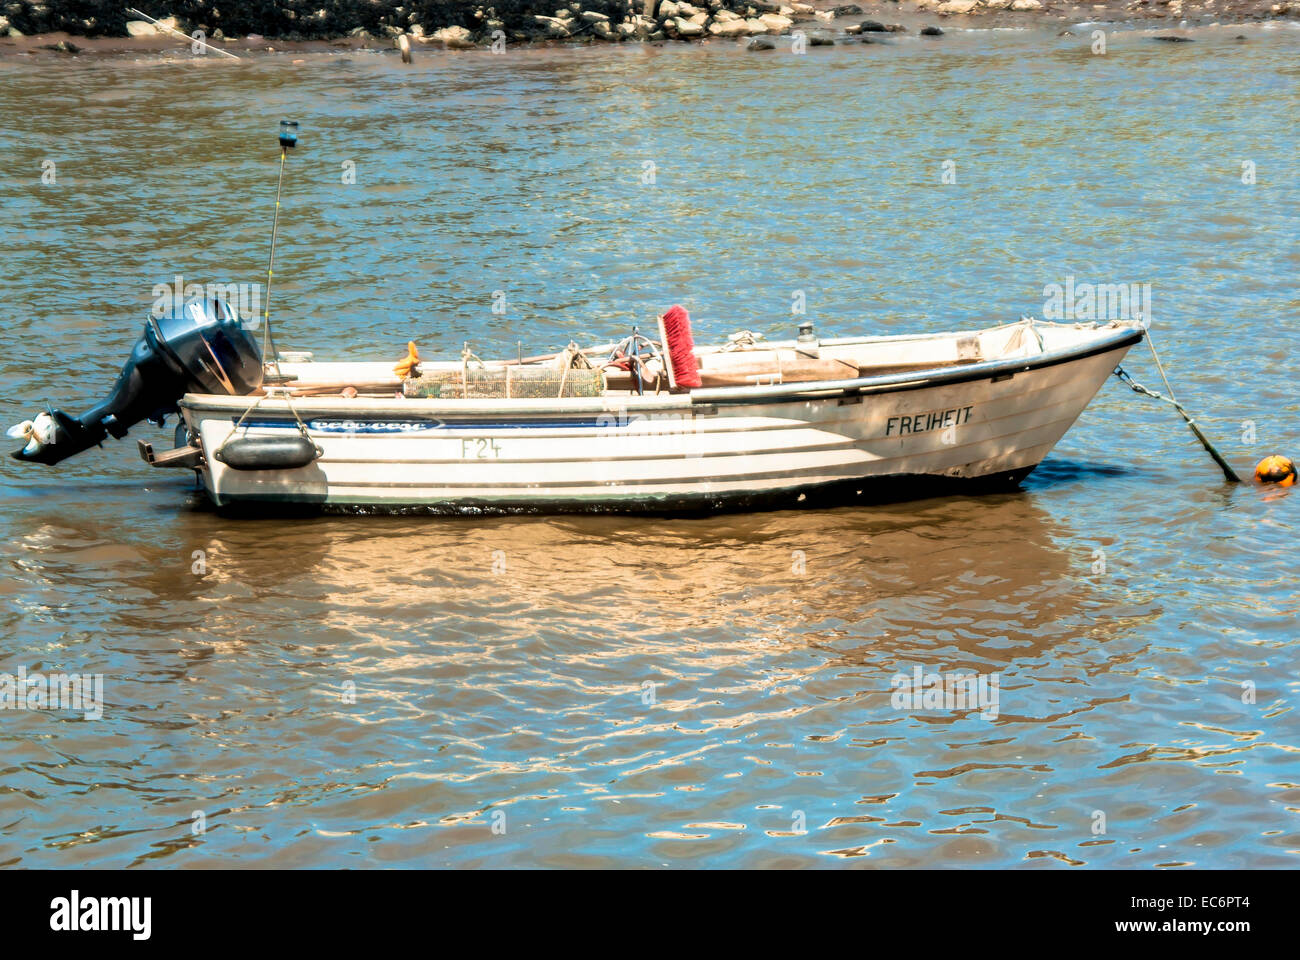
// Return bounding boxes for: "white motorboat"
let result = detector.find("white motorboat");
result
[103,311,1144,514]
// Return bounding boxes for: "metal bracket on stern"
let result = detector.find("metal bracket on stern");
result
[137,439,204,470]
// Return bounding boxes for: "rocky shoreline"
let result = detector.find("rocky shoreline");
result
[0,0,1295,54]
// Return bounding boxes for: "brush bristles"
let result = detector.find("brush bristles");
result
[661,304,701,389]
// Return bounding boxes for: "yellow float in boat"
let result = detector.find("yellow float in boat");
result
[393,341,420,379]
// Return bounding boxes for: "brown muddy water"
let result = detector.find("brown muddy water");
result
[0,25,1297,868]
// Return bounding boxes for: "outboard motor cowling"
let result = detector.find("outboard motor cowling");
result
[10,297,263,465]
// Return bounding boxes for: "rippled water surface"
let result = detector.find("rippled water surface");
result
[0,27,1297,867]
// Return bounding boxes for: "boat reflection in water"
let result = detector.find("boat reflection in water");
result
[170,485,1135,679]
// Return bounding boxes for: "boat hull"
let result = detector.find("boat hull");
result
[181,325,1140,515]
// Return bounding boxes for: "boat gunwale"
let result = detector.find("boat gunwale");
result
[178,322,1144,418]
[699,323,1144,404]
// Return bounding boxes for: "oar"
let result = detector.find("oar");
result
[501,342,619,366]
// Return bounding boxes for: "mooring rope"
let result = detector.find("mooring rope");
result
[1142,326,1180,403]
[1113,363,1241,482]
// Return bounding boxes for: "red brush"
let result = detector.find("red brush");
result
[658,304,701,390]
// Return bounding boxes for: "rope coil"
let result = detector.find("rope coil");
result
[719,330,766,352]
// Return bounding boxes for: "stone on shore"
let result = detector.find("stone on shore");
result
[432,25,475,47]
[1010,0,1042,8]
[760,12,795,31]
[665,0,707,15]
[533,14,573,36]
[127,15,180,36]
[580,10,610,21]
[938,0,979,12]
[674,16,706,35]
[708,17,754,35]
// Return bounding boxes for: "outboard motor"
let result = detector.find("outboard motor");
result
[9,297,263,465]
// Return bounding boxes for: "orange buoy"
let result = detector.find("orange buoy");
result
[393,341,420,379]
[1254,455,1297,486]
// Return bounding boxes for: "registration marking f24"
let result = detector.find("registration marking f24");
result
[462,438,502,459]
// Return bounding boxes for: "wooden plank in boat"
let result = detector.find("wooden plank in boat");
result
[402,365,605,399]
[696,352,859,386]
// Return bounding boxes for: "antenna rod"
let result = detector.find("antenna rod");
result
[261,120,298,380]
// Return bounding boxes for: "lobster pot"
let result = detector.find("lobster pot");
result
[403,365,605,400]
